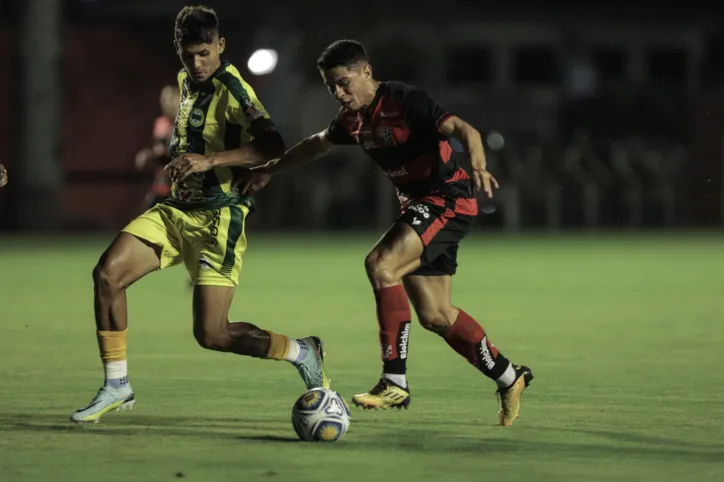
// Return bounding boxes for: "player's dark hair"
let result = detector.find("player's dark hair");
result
[174,5,219,46]
[317,40,369,70]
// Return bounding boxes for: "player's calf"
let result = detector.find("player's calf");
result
[441,309,534,426]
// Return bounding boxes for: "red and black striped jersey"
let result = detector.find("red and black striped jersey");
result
[325,81,476,215]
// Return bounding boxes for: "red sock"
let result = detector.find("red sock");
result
[374,285,411,375]
[443,309,510,380]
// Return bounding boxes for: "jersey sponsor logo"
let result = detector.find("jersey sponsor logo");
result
[189,108,205,128]
[356,128,378,149]
[386,166,408,179]
[379,111,399,118]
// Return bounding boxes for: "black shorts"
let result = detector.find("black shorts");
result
[399,198,476,276]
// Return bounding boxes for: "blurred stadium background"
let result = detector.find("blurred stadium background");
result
[2,0,724,233]
[1,2,723,482]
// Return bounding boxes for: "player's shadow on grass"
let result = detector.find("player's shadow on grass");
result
[0,413,307,444]
[0,413,289,435]
[236,434,300,443]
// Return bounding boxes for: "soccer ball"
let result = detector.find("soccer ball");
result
[291,388,351,442]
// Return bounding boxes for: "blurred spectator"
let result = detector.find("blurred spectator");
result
[134,85,180,211]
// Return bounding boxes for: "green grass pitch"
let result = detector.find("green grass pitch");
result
[0,232,723,481]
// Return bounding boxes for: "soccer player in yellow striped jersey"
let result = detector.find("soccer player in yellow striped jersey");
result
[71,5,330,424]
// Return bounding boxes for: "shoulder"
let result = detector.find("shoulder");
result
[214,62,250,101]
[381,81,428,100]
[379,81,433,111]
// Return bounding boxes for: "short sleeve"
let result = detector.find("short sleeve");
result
[225,75,275,137]
[403,89,453,135]
[325,112,357,145]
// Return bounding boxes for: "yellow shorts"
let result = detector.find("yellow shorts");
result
[122,203,249,287]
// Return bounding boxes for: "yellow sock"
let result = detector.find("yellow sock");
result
[265,331,291,360]
[97,330,129,385]
[97,330,127,363]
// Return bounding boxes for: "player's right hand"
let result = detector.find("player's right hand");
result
[0,164,7,188]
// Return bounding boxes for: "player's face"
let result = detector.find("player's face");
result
[176,35,225,83]
[321,63,374,112]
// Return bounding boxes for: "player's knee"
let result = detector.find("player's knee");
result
[193,324,232,352]
[93,258,124,296]
[418,306,459,334]
[365,250,398,286]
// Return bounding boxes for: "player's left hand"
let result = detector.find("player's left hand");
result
[240,170,273,195]
[0,164,7,188]
[471,164,499,198]
[166,153,213,182]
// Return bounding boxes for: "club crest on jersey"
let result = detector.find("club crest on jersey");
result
[189,108,205,128]
[376,125,393,144]
[243,98,266,121]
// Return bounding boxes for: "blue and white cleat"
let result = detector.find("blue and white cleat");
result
[70,385,135,424]
[293,336,331,390]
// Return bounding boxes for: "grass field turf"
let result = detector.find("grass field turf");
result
[0,232,723,482]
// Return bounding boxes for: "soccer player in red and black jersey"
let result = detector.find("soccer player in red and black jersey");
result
[249,40,533,425]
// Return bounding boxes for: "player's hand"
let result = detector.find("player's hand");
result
[239,170,273,195]
[471,163,499,198]
[166,153,213,182]
[0,164,7,188]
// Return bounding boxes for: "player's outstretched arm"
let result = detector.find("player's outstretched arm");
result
[261,130,333,175]
[238,130,334,195]
[440,117,499,198]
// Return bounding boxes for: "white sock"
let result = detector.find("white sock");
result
[283,339,306,363]
[495,362,516,388]
[384,373,407,388]
[104,360,128,388]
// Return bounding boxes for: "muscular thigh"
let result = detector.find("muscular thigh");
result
[97,232,162,288]
[367,221,425,280]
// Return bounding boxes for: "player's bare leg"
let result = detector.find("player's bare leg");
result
[71,233,161,423]
[403,275,534,426]
[192,285,330,389]
[352,222,422,409]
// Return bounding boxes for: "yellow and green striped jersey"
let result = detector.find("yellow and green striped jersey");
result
[167,60,274,210]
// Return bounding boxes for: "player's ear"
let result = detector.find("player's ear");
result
[218,37,226,55]
[173,40,181,55]
[362,63,373,79]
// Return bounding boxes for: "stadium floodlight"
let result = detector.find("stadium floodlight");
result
[486,130,505,151]
[247,49,278,75]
